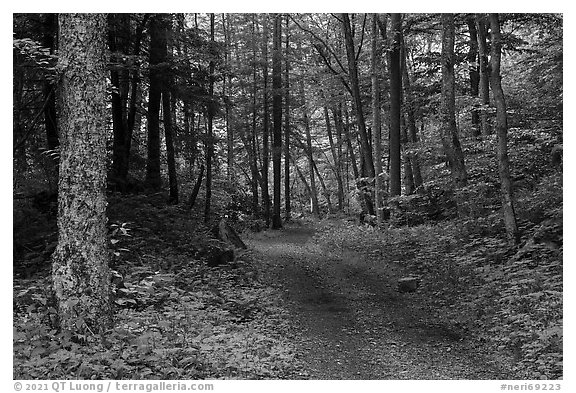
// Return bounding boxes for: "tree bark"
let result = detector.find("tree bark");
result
[341,14,376,185]
[489,13,519,246]
[371,14,384,223]
[271,14,283,229]
[440,14,467,187]
[476,14,491,136]
[52,13,111,335]
[389,13,403,196]
[284,15,291,221]
[145,15,163,190]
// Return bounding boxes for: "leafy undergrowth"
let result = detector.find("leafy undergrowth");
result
[13,194,305,379]
[313,165,563,379]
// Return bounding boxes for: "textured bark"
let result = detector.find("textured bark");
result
[145,15,163,190]
[271,14,283,229]
[476,14,491,136]
[52,13,111,334]
[401,119,415,195]
[389,13,403,196]
[371,14,384,223]
[440,14,468,187]
[284,15,291,221]
[489,13,519,246]
[341,13,375,181]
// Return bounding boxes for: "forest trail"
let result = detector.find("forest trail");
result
[247,220,511,379]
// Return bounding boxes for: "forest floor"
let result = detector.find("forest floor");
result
[247,220,514,379]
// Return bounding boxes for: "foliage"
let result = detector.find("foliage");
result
[14,194,304,380]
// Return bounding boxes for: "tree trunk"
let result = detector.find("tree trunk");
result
[401,118,415,194]
[124,14,148,181]
[389,13,403,196]
[401,38,423,189]
[341,14,376,184]
[489,13,519,246]
[466,16,481,135]
[440,14,467,187]
[476,14,491,136]
[52,13,111,335]
[161,15,178,204]
[108,13,131,191]
[271,14,283,229]
[302,93,320,217]
[204,13,216,223]
[371,14,384,223]
[284,15,291,221]
[261,14,271,226]
[222,14,234,181]
[188,165,205,210]
[312,158,333,214]
[145,15,163,190]
[325,106,344,211]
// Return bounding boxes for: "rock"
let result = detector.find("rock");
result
[397,276,420,293]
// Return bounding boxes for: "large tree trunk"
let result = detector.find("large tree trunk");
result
[489,13,519,246]
[341,14,376,192]
[52,13,111,335]
[283,15,291,221]
[371,14,384,223]
[271,14,283,229]
[389,13,403,196]
[145,15,163,190]
[476,14,491,136]
[440,14,468,187]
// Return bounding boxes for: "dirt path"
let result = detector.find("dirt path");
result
[247,221,512,379]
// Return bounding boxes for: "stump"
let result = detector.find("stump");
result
[211,219,247,249]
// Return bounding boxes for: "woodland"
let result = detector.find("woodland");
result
[13,13,562,380]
